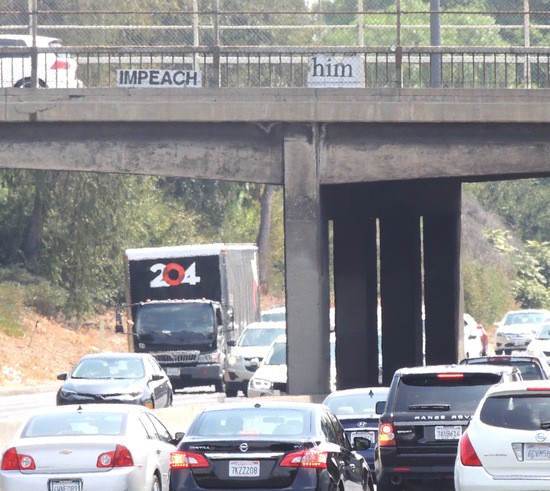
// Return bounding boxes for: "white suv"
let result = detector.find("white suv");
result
[495,309,550,355]
[0,34,80,88]
[224,321,285,397]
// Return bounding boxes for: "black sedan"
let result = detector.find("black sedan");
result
[56,352,173,408]
[169,400,374,490]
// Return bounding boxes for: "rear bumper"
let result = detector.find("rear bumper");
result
[376,447,455,486]
[164,363,223,388]
[455,464,550,491]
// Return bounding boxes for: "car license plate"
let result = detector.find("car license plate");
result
[229,460,260,477]
[166,367,180,376]
[435,425,462,440]
[351,430,375,443]
[525,444,550,461]
[49,480,82,491]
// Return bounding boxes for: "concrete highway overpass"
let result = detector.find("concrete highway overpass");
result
[1,87,549,392]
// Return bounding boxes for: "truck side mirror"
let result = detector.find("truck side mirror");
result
[375,400,386,414]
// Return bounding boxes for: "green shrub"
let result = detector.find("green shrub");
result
[24,281,68,318]
[0,283,25,337]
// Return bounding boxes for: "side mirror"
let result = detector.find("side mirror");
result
[375,400,386,415]
[151,374,164,381]
[353,436,371,451]
[57,373,68,381]
[227,340,237,347]
[249,357,260,368]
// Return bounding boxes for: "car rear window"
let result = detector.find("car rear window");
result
[480,394,550,430]
[464,359,544,380]
[23,412,125,437]
[394,373,502,412]
[193,408,309,437]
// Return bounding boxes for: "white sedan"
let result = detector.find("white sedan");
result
[0,404,178,491]
[455,380,550,490]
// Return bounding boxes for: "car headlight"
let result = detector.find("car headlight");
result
[59,388,77,397]
[249,378,273,390]
[198,352,221,363]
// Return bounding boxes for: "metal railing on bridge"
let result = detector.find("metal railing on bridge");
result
[1,44,549,90]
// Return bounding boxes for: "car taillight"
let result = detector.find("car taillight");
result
[378,422,396,447]
[50,59,70,70]
[459,433,482,466]
[97,444,134,468]
[1,447,36,470]
[280,449,327,468]
[170,451,210,469]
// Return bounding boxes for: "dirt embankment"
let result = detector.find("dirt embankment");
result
[0,311,127,390]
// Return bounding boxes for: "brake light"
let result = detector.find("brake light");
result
[97,444,134,468]
[1,447,36,470]
[50,59,69,70]
[437,373,464,379]
[170,451,209,469]
[280,449,327,468]
[459,433,482,466]
[378,422,396,447]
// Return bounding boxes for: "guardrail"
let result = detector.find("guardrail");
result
[1,45,549,89]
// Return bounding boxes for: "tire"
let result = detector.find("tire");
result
[15,78,46,88]
[150,475,160,491]
[225,384,238,398]
[214,379,225,393]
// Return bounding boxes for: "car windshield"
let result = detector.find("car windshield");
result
[136,303,214,337]
[265,342,286,365]
[504,312,546,325]
[238,327,285,347]
[325,392,387,416]
[394,373,502,412]
[23,412,125,437]
[192,408,309,437]
[72,357,145,379]
[480,394,550,430]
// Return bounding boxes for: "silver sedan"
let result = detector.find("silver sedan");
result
[0,404,178,491]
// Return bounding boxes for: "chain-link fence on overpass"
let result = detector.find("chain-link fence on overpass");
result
[0,1,549,89]
[0,1,548,49]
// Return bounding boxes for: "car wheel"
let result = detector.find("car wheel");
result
[150,475,160,491]
[225,385,238,398]
[15,78,46,88]
[214,379,225,393]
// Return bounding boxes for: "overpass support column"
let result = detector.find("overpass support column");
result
[379,216,423,385]
[423,184,462,364]
[283,123,331,396]
[333,216,379,388]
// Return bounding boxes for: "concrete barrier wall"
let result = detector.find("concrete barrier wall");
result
[0,395,324,450]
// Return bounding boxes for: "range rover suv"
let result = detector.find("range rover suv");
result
[374,364,523,491]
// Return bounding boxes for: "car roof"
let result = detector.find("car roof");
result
[242,321,286,330]
[29,403,150,417]
[484,379,550,397]
[395,364,519,376]
[0,34,62,45]
[199,400,323,413]
[324,386,389,399]
[463,354,546,364]
[79,352,151,360]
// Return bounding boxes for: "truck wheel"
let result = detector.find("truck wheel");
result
[225,385,238,398]
[214,379,225,393]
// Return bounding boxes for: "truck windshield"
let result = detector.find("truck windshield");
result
[136,303,214,337]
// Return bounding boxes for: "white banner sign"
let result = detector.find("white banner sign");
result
[117,69,202,88]
[307,54,365,88]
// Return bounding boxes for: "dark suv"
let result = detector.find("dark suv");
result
[374,364,522,491]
